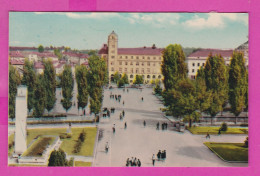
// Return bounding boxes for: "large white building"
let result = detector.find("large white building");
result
[99,31,164,83]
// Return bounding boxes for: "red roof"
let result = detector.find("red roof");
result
[9,46,37,51]
[9,51,25,58]
[98,44,163,56]
[34,62,44,69]
[63,52,89,59]
[81,61,89,65]
[188,49,233,58]
[10,60,24,65]
[55,63,64,69]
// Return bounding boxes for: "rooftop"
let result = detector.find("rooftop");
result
[188,49,233,58]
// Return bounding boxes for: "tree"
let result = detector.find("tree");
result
[118,73,129,87]
[48,149,72,166]
[76,65,89,114]
[33,74,46,117]
[9,65,21,119]
[166,79,199,127]
[43,59,56,114]
[54,48,63,59]
[133,74,144,85]
[228,52,247,124]
[88,50,97,56]
[161,44,187,91]
[38,45,44,53]
[113,71,120,84]
[61,65,74,113]
[204,54,228,125]
[21,59,36,113]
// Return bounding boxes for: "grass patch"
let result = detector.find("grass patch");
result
[188,126,248,135]
[74,161,92,167]
[204,142,248,162]
[8,134,14,156]
[26,127,97,157]
[22,136,55,157]
[9,164,46,167]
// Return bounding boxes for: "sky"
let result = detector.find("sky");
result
[9,12,248,50]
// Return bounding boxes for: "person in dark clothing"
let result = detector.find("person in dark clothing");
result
[165,123,168,130]
[137,159,141,167]
[152,154,155,166]
[125,122,127,129]
[143,120,146,127]
[157,150,161,160]
[156,122,159,130]
[141,97,144,101]
[126,158,130,167]
[162,123,164,130]
[161,150,165,160]
[164,150,166,159]
[122,110,125,117]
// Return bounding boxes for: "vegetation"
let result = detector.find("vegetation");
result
[54,48,63,59]
[9,65,21,119]
[204,142,248,162]
[73,130,86,153]
[74,161,92,167]
[113,71,120,84]
[61,65,74,113]
[38,45,44,53]
[48,149,73,166]
[118,73,129,87]
[21,59,36,113]
[43,59,56,114]
[76,65,89,114]
[229,51,248,124]
[133,74,144,85]
[188,126,248,135]
[33,74,46,117]
[244,137,248,148]
[219,122,228,132]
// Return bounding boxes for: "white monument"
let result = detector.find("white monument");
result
[14,86,27,155]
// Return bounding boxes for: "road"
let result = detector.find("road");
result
[93,86,248,167]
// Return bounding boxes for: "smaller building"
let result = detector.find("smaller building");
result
[34,62,45,74]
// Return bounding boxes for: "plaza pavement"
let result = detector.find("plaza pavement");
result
[93,86,248,167]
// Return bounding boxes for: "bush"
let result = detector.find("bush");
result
[59,133,72,139]
[244,137,248,148]
[73,130,86,153]
[220,122,228,131]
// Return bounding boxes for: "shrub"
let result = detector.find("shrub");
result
[73,130,86,153]
[244,137,248,148]
[60,133,72,139]
[220,122,228,131]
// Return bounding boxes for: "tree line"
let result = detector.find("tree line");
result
[161,44,248,127]
[9,55,107,119]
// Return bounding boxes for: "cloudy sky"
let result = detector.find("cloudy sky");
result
[9,12,248,50]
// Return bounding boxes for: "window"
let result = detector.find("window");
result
[192,69,195,73]
[147,62,150,66]
[147,75,150,78]
[198,63,200,66]
[131,68,133,73]
[148,57,150,60]
[136,62,139,66]
[130,80,133,83]
[136,68,139,73]
[111,56,115,59]
[111,50,115,53]
[119,61,122,65]
[130,62,133,65]
[192,63,195,66]
[141,62,144,66]
[153,63,156,66]
[153,57,156,60]
[126,56,128,59]
[112,45,115,48]
[119,68,122,73]
[142,75,145,78]
[143,57,145,59]
[202,63,205,66]
[130,75,133,78]
[158,75,161,79]
[125,62,128,65]
[111,67,114,71]
[136,56,139,59]
[120,56,122,59]
[131,56,134,59]
[141,68,144,73]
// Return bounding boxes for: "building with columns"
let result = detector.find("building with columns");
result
[99,31,164,83]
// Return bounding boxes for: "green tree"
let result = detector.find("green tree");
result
[117,73,129,87]
[33,74,46,117]
[88,49,97,56]
[54,48,63,59]
[61,65,74,113]
[38,45,44,53]
[161,44,187,91]
[204,54,228,125]
[166,79,199,127]
[133,74,144,85]
[21,59,36,113]
[76,65,89,114]
[228,52,247,124]
[9,65,21,119]
[48,149,72,166]
[43,59,56,114]
[113,71,120,84]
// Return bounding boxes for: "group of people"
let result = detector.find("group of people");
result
[156,150,167,161]
[110,93,122,102]
[156,122,168,130]
[119,110,125,120]
[123,88,129,93]
[126,157,141,167]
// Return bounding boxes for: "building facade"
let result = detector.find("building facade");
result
[99,31,164,83]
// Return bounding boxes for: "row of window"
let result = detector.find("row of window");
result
[111,67,159,74]
[192,63,205,67]
[128,74,162,79]
[111,61,161,66]
[110,55,162,60]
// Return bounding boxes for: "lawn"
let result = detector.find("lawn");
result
[8,134,14,156]
[22,136,55,157]
[26,127,97,157]
[204,142,248,162]
[9,164,46,167]
[74,161,92,167]
[188,126,248,135]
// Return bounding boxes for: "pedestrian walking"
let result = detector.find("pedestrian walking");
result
[156,122,159,130]
[152,154,155,166]
[127,89,129,92]
[206,132,210,139]
[143,120,146,127]
[125,122,127,129]
[122,110,125,117]
[123,101,124,105]
[157,150,161,160]
[141,97,144,101]
[126,158,130,167]
[137,159,141,167]
[105,142,109,153]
